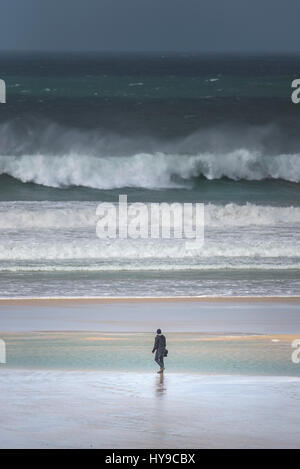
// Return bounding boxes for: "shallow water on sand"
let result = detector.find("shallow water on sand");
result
[1,332,299,376]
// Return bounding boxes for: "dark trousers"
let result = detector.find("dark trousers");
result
[155,350,164,369]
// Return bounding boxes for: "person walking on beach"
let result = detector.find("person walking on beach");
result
[152,328,166,374]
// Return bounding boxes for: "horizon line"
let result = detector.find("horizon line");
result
[0,49,300,55]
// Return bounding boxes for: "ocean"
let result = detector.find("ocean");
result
[0,52,299,297]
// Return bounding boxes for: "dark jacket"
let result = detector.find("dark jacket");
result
[152,334,166,353]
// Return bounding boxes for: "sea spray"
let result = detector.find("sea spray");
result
[0,150,300,190]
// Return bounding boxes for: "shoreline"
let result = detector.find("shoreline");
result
[0,295,300,306]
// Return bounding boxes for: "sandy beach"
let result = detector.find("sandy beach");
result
[0,297,300,448]
[1,296,300,333]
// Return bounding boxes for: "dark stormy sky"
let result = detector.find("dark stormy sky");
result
[0,0,299,52]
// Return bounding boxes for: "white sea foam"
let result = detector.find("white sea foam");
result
[0,234,298,262]
[0,201,299,229]
[0,149,300,189]
[0,263,299,272]
[0,201,299,274]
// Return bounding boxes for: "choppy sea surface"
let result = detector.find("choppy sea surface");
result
[0,52,299,296]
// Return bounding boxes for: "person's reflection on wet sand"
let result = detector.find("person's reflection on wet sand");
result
[155,372,167,397]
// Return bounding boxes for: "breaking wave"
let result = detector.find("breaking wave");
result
[0,149,300,190]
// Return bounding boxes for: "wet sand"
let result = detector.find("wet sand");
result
[0,297,299,333]
[0,370,299,449]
